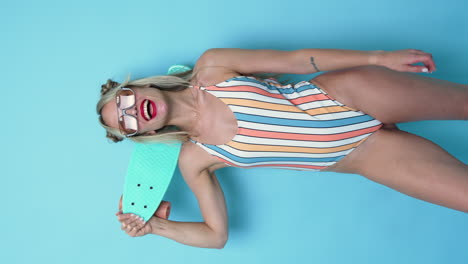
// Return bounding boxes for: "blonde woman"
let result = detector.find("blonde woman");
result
[97,48,468,249]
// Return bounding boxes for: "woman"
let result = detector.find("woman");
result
[97,48,468,249]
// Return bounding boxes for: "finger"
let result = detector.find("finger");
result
[407,54,436,73]
[402,65,429,73]
[417,55,436,73]
[424,56,436,73]
[117,213,139,222]
[124,214,142,225]
[124,224,136,235]
[124,214,146,228]
[126,221,147,237]
[128,225,145,237]
[130,214,145,225]
[408,54,432,64]
[131,222,147,236]
[121,221,138,232]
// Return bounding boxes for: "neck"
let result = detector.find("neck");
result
[163,87,199,136]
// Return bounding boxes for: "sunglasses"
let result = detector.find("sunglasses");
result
[115,87,138,137]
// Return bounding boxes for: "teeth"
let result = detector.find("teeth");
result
[147,101,152,118]
[143,100,150,120]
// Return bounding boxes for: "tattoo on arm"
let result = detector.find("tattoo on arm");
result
[309,57,320,72]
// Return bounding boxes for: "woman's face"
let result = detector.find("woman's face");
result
[101,86,169,136]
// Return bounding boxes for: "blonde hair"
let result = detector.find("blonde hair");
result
[96,71,193,144]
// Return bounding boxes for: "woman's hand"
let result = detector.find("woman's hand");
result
[374,49,436,73]
[116,211,151,237]
[116,195,171,237]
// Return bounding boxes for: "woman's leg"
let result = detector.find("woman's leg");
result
[313,67,468,211]
[324,128,468,212]
[311,66,468,123]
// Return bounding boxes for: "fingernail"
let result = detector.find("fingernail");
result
[422,67,429,73]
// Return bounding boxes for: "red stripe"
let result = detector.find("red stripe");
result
[206,85,332,105]
[244,163,325,170]
[238,124,383,142]
[289,93,330,105]
[205,85,285,99]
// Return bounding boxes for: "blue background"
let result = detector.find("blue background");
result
[2,0,467,263]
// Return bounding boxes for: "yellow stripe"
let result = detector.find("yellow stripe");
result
[304,106,355,116]
[220,98,301,112]
[221,98,352,115]
[228,140,358,154]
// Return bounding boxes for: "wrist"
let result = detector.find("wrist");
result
[368,50,385,66]
[150,217,170,236]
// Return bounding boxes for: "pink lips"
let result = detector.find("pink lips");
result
[140,99,157,121]
[150,100,157,119]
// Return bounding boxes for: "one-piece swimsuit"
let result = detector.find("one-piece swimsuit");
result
[191,76,383,171]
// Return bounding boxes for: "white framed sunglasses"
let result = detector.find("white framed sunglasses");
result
[115,87,138,137]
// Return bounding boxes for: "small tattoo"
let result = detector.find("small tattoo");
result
[310,57,320,72]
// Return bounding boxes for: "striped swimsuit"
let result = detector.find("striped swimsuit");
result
[191,76,383,171]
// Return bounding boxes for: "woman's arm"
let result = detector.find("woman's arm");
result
[148,142,228,249]
[149,168,228,249]
[196,48,435,75]
[116,143,228,249]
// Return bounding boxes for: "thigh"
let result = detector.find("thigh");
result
[311,66,468,123]
[324,128,468,212]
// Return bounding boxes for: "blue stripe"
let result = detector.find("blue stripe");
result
[295,83,318,93]
[228,76,318,95]
[203,144,343,164]
[235,112,376,128]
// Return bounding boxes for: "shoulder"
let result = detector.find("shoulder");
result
[178,141,227,179]
[191,49,242,87]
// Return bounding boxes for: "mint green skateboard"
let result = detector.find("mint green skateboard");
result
[122,143,181,222]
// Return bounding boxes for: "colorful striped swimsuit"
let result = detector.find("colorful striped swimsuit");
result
[191,76,383,171]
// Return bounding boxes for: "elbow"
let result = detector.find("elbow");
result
[215,236,228,249]
[213,232,228,249]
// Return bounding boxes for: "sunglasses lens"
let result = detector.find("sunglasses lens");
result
[117,89,135,109]
[119,115,138,135]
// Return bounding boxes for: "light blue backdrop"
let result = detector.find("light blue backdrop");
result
[2,0,467,263]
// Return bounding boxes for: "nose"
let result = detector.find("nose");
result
[125,105,138,116]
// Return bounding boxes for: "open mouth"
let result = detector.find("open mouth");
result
[140,99,157,121]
